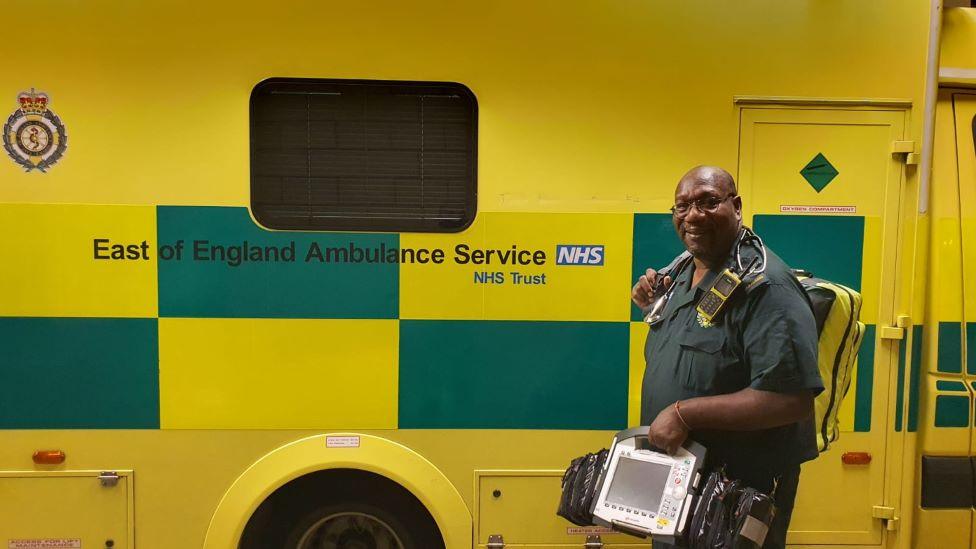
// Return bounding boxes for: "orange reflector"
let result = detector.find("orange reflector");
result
[841,451,871,465]
[32,450,66,464]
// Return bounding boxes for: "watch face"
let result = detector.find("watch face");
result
[16,121,53,155]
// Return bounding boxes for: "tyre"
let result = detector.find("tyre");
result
[239,469,445,549]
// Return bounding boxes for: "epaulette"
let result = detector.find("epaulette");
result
[743,273,769,294]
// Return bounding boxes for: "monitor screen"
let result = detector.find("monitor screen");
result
[605,456,673,512]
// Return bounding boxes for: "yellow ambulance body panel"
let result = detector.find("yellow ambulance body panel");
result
[0,1,973,548]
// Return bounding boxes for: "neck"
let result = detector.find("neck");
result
[692,252,727,273]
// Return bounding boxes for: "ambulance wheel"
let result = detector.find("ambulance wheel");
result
[239,469,444,549]
[283,502,423,549]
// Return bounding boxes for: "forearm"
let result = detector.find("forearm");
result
[678,387,814,431]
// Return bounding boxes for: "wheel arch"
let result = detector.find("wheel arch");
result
[203,433,470,549]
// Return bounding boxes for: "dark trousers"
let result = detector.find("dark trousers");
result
[652,465,801,549]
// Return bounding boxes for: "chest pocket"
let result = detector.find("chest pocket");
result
[677,327,742,394]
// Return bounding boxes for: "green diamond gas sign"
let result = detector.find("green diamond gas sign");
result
[800,153,839,193]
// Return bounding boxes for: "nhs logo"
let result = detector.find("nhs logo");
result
[556,245,605,266]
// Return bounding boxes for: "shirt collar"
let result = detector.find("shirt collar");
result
[666,241,740,312]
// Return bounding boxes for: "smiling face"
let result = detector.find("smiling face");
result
[672,166,743,268]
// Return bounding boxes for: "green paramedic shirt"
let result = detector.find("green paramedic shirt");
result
[639,244,824,474]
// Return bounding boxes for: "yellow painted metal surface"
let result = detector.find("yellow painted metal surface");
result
[941,8,976,83]
[0,471,132,549]
[0,204,157,317]
[159,318,399,429]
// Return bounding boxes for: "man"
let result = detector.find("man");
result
[631,166,823,549]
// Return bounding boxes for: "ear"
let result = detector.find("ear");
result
[732,195,743,219]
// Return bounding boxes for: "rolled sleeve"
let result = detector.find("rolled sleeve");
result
[742,284,824,395]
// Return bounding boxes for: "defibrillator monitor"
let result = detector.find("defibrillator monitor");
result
[591,428,707,544]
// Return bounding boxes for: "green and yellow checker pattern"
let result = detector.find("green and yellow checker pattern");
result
[0,204,875,432]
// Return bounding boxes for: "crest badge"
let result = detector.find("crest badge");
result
[696,312,714,328]
[3,88,67,172]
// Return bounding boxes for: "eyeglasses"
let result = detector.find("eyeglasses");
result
[670,194,736,217]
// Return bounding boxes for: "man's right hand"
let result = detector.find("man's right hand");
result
[631,268,672,309]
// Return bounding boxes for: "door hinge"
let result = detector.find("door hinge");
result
[872,505,899,530]
[486,534,504,549]
[880,315,912,340]
[891,141,919,165]
[879,326,905,340]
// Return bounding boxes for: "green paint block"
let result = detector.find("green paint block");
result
[399,320,629,429]
[907,326,923,432]
[967,323,976,375]
[0,318,159,429]
[753,215,864,291]
[895,337,906,432]
[934,395,970,428]
[800,153,839,193]
[157,206,398,318]
[631,214,686,321]
[853,324,874,432]
[936,380,967,392]
[937,322,963,374]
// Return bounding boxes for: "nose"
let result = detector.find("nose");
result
[684,203,708,222]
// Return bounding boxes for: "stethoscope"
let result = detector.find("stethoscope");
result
[643,227,767,326]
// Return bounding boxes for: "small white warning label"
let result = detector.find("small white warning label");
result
[8,540,82,549]
[566,526,613,535]
[780,205,856,214]
[326,436,360,448]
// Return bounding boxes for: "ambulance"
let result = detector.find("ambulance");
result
[0,1,974,548]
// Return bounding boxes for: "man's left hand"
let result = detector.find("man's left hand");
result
[648,405,689,455]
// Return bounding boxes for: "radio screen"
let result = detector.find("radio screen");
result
[714,274,737,295]
[605,456,672,512]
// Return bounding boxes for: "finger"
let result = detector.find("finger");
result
[663,275,672,289]
[632,288,648,308]
[637,274,654,293]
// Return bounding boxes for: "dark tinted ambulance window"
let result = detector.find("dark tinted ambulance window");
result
[251,79,477,232]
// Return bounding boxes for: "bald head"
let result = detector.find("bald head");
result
[675,166,737,196]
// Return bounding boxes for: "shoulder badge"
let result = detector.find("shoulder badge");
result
[3,88,67,172]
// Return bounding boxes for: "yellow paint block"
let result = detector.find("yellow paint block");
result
[482,212,632,321]
[399,215,486,320]
[159,318,398,429]
[628,321,649,427]
[859,216,883,325]
[955,94,976,321]
[0,203,157,317]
